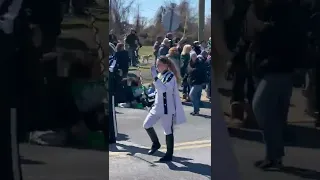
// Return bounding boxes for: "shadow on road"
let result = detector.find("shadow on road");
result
[267,166,320,180]
[228,124,320,149]
[165,160,211,178]
[117,133,130,141]
[182,101,211,110]
[116,111,124,114]
[109,140,211,177]
[20,157,46,165]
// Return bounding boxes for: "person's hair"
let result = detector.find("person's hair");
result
[168,47,178,56]
[116,43,124,52]
[181,44,192,55]
[162,38,170,45]
[157,56,180,82]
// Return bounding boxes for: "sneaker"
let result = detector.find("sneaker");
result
[190,112,199,116]
[119,103,130,108]
[254,159,283,170]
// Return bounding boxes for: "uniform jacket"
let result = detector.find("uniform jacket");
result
[150,70,186,125]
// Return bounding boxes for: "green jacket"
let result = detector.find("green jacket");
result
[168,55,181,69]
[180,53,190,77]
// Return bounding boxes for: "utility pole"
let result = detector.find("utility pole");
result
[198,0,205,42]
[168,3,176,32]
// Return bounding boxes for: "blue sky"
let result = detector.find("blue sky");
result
[129,0,211,23]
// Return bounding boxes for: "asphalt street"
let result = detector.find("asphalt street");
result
[108,79,320,180]
[20,77,320,180]
[109,105,211,180]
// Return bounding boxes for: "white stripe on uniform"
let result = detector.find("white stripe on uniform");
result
[109,55,117,72]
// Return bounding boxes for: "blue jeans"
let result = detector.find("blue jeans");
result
[128,47,137,66]
[189,85,203,112]
[252,73,293,160]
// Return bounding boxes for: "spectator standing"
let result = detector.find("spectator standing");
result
[167,47,181,75]
[180,44,192,100]
[115,43,130,78]
[158,38,170,56]
[125,29,142,66]
[166,32,175,47]
[192,41,202,55]
[188,52,207,115]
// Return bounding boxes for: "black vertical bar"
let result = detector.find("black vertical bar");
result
[109,70,116,144]
[0,31,23,180]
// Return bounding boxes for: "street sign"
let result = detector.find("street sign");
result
[162,11,181,32]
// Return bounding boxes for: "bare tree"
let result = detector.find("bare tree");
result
[109,0,135,35]
[138,0,208,45]
[133,3,142,33]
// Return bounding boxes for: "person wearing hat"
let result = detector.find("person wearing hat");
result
[166,32,175,47]
[125,29,142,66]
[192,41,202,55]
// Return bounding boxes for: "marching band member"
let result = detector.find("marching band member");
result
[143,56,186,162]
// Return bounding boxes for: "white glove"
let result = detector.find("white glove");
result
[151,66,158,78]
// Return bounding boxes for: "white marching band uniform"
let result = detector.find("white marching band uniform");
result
[109,55,117,72]
[142,68,186,162]
[109,55,118,139]
[143,70,186,135]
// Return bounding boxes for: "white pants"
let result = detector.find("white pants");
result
[143,113,174,135]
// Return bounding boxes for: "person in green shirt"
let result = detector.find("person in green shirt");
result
[180,44,192,100]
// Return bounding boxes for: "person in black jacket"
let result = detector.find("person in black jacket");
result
[187,51,207,115]
[125,29,142,66]
[115,43,130,78]
[250,1,308,169]
[227,38,256,125]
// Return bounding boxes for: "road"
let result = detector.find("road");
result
[110,104,211,180]
[20,84,320,180]
[108,78,320,180]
